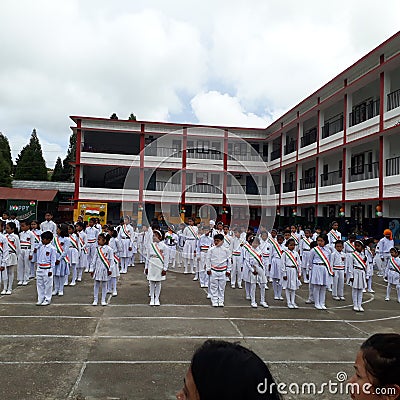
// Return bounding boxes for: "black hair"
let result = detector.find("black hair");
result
[20,220,29,226]
[44,211,53,216]
[310,240,318,249]
[246,232,254,241]
[75,221,84,229]
[354,239,365,249]
[348,233,356,240]
[41,231,53,241]
[30,220,40,228]
[98,232,110,244]
[191,340,281,400]
[6,221,17,233]
[317,233,329,246]
[10,213,17,218]
[153,230,164,240]
[285,238,295,247]
[283,230,291,235]
[364,238,375,246]
[67,224,77,234]
[107,226,118,238]
[360,333,400,388]
[334,240,344,246]
[223,225,230,229]
[214,233,224,241]
[331,220,338,227]
[390,247,399,254]
[57,223,69,238]
[2,211,10,217]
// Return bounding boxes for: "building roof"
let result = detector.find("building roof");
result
[12,180,74,192]
[0,187,58,201]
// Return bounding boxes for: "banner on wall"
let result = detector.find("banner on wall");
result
[6,200,37,222]
[75,202,108,225]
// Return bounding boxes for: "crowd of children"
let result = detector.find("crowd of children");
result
[0,210,399,312]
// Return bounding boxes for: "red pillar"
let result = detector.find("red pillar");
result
[74,119,82,205]
[181,128,187,221]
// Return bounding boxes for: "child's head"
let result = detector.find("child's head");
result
[315,226,322,234]
[251,237,260,249]
[97,233,108,246]
[348,234,356,242]
[286,238,295,250]
[41,230,53,245]
[277,234,284,244]
[44,211,53,221]
[153,230,163,242]
[355,240,365,253]
[20,220,29,232]
[6,222,16,234]
[189,218,195,226]
[271,228,277,238]
[213,233,224,247]
[30,220,39,230]
[2,211,10,220]
[304,229,311,238]
[317,234,329,247]
[88,218,96,227]
[260,231,268,240]
[283,230,290,240]
[334,240,344,252]
[290,225,296,233]
[68,224,75,235]
[75,221,84,232]
[223,225,230,234]
[57,223,68,237]
[233,229,240,238]
[10,213,17,220]
[331,221,339,230]
[390,247,399,257]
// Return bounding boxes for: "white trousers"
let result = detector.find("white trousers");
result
[313,285,327,307]
[352,288,363,308]
[149,281,162,302]
[332,269,345,297]
[209,271,227,304]
[36,269,53,303]
[250,282,265,304]
[231,256,242,286]
[17,249,31,282]
[94,280,107,303]
[164,246,176,268]
[285,288,297,306]
[4,265,15,291]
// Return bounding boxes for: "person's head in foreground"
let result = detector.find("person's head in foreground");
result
[348,333,400,400]
[176,340,281,400]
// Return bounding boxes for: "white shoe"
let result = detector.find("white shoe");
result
[265,285,269,290]
[293,303,299,309]
[154,299,160,306]
[64,282,68,286]
[184,271,189,275]
[321,305,327,310]
[260,301,269,308]
[5,290,11,295]
[368,289,375,293]
[69,282,76,286]
[279,296,284,300]
[274,296,279,300]
[206,294,212,299]
[36,301,43,306]
[77,278,82,282]
[212,303,218,307]
[1,290,6,295]
[327,288,332,292]
[231,285,235,289]
[52,290,58,296]
[385,297,390,301]
[58,292,63,296]
[92,301,98,306]
[41,300,50,306]
[17,281,23,286]
[340,297,345,301]
[362,289,366,293]
[218,302,224,307]
[305,299,314,304]
[333,296,340,301]
[304,279,309,283]
[150,299,155,306]
[101,301,107,306]
[288,304,294,309]
[238,285,242,289]
[193,277,198,281]
[315,304,322,310]
[201,285,207,288]
[251,303,258,308]
[359,306,364,312]
[84,269,89,273]
[353,306,359,312]
[22,281,28,286]
[112,292,117,297]
[246,296,251,300]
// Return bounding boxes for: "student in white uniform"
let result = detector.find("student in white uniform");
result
[67,224,80,286]
[281,238,301,309]
[176,223,186,268]
[106,227,121,297]
[182,218,198,274]
[30,220,42,279]
[242,236,268,309]
[343,234,356,278]
[75,222,88,279]
[330,240,346,301]
[90,233,113,306]
[0,221,10,292]
[117,218,134,274]
[3,222,20,295]
[128,223,138,267]
[384,247,400,303]
[230,229,243,289]
[299,229,313,283]
[145,230,168,306]
[53,224,70,297]
[206,233,231,307]
[328,221,341,251]
[164,226,178,270]
[18,220,34,286]
[376,229,394,277]
[258,230,270,288]
[364,238,376,293]
[40,211,57,236]
[308,233,333,310]
[35,231,56,306]
[85,218,100,268]
[196,226,213,289]
[312,227,322,241]
[348,240,368,312]
[269,233,284,301]
[289,225,300,252]
[137,227,146,263]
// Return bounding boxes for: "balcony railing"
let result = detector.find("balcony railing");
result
[320,170,342,187]
[226,185,246,194]
[321,113,344,139]
[282,181,296,193]
[186,183,221,194]
[300,127,317,148]
[271,148,281,161]
[146,181,181,191]
[386,156,400,176]
[348,162,379,182]
[349,99,380,127]
[300,178,316,190]
[187,150,223,160]
[284,140,297,155]
[387,88,400,111]
[144,147,181,158]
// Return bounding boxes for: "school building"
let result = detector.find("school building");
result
[71,31,400,235]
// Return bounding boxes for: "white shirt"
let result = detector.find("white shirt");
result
[40,220,57,235]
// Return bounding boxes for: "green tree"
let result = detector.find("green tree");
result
[51,157,63,181]
[14,129,48,181]
[128,113,137,121]
[60,131,76,182]
[0,132,13,187]
[110,113,118,120]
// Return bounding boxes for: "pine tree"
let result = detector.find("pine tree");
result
[14,129,48,181]
[51,157,63,181]
[128,113,137,121]
[0,133,13,187]
[60,131,76,182]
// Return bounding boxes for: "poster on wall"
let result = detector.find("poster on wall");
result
[6,200,37,222]
[75,202,108,225]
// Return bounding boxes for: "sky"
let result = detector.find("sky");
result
[0,0,399,167]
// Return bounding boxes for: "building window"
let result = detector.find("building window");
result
[186,173,193,185]
[211,174,220,186]
[170,204,180,217]
[351,153,365,175]
[196,172,208,184]
[187,141,195,153]
[172,140,181,154]
[338,160,343,178]
[211,141,221,154]
[197,140,210,153]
